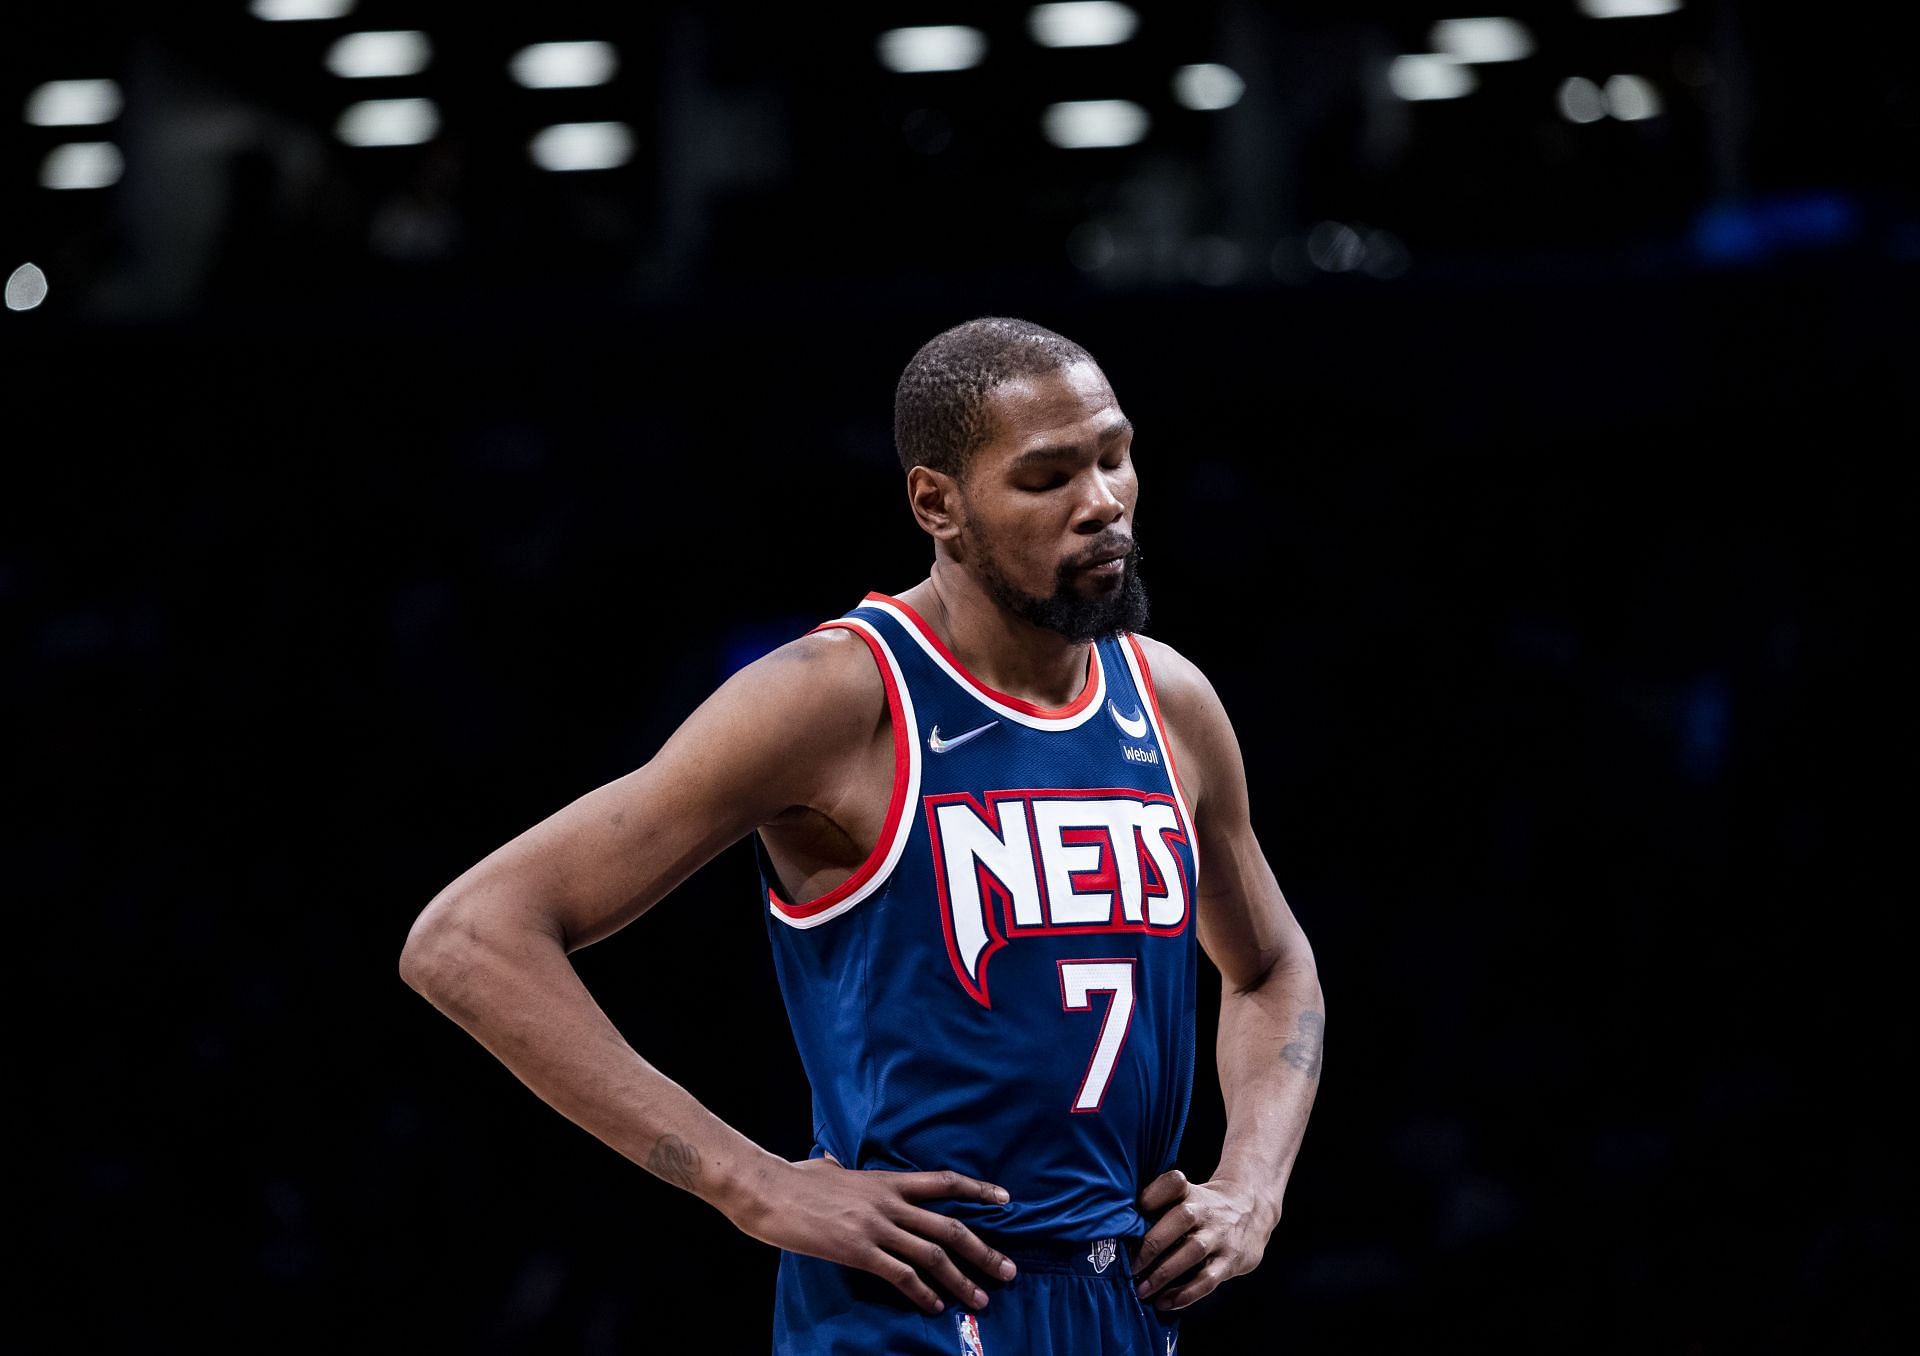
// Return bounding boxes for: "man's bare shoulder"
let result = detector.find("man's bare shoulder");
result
[1128,633,1226,726]
[708,625,888,752]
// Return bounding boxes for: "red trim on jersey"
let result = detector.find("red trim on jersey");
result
[765,621,909,918]
[865,592,1100,720]
[1123,633,1194,816]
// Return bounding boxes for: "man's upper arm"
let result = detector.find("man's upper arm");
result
[1133,635,1312,992]
[425,627,885,952]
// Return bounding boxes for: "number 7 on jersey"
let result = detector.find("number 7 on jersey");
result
[1058,958,1138,1113]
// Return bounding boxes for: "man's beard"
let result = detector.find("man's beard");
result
[967,523,1151,644]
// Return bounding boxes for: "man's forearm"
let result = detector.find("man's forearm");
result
[1210,955,1324,1227]
[400,899,782,1221]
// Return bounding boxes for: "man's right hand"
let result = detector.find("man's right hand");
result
[727,1154,1020,1314]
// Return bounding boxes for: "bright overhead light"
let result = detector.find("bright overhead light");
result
[250,0,356,18]
[325,31,432,79]
[1042,99,1149,148]
[1557,76,1608,122]
[1388,55,1477,101]
[24,79,123,126]
[1028,2,1139,49]
[1577,0,1682,16]
[530,121,634,171]
[40,142,123,189]
[1604,73,1663,120]
[1172,63,1244,111]
[1429,18,1535,64]
[877,25,987,73]
[6,263,50,311]
[509,41,619,89]
[336,98,439,146]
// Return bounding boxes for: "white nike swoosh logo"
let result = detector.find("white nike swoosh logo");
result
[1109,700,1149,739]
[928,720,998,754]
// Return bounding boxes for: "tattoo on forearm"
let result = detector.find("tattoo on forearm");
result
[646,1134,701,1190]
[1281,1010,1324,1078]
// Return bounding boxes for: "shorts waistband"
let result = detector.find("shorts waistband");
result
[980,1232,1144,1277]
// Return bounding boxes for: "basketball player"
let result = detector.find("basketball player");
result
[400,318,1324,1353]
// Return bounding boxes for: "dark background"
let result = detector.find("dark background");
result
[8,2,1913,1351]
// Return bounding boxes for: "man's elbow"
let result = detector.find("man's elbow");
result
[398,892,469,1001]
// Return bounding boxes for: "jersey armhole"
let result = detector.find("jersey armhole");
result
[765,618,921,929]
[1122,634,1199,862]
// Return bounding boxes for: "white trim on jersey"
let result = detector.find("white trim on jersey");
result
[862,596,1108,732]
[767,616,922,930]
[1117,636,1200,877]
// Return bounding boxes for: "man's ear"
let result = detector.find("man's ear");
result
[906,465,964,543]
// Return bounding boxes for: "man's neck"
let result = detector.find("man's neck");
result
[897,560,1092,710]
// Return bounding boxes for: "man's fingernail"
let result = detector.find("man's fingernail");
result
[992,1187,1009,1203]
[933,1300,943,1312]
[974,1290,988,1307]
[999,1260,1016,1280]
[1136,1281,1149,1295]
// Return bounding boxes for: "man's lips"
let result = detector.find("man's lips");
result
[1074,543,1134,573]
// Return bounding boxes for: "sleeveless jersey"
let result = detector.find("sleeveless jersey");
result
[759,591,1200,1241]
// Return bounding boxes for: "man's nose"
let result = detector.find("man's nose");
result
[1075,469,1128,531]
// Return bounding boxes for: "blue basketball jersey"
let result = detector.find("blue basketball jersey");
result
[761,592,1200,1242]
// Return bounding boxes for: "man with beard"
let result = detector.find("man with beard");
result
[401,317,1325,1354]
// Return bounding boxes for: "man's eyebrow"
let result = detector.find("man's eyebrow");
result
[1009,418,1134,468]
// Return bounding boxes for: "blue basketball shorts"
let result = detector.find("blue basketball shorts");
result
[772,1232,1182,1355]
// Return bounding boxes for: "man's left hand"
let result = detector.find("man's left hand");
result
[1130,1169,1275,1311]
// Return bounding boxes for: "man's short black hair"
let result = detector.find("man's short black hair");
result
[893,317,1097,479]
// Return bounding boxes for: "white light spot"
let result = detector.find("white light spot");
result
[530,121,634,172]
[1041,99,1150,149]
[509,41,619,89]
[1556,76,1608,123]
[24,79,123,127]
[1388,54,1477,101]
[325,31,432,79]
[250,0,356,18]
[1429,18,1535,64]
[40,142,124,189]
[1577,0,1682,16]
[1172,63,1244,111]
[1604,73,1663,120]
[335,98,439,146]
[877,26,987,73]
[1028,2,1139,49]
[6,263,49,311]
[1307,222,1366,272]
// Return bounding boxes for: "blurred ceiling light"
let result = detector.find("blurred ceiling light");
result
[1388,55,1477,101]
[24,79,123,126]
[251,0,356,18]
[1172,63,1244,111]
[1577,0,1682,16]
[325,31,432,79]
[1556,76,1608,122]
[1307,222,1366,272]
[1604,73,1663,120]
[509,41,619,89]
[530,121,634,171]
[1429,18,1535,63]
[336,97,439,146]
[1042,99,1149,148]
[1028,2,1139,49]
[877,26,987,73]
[6,262,49,311]
[40,142,123,189]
